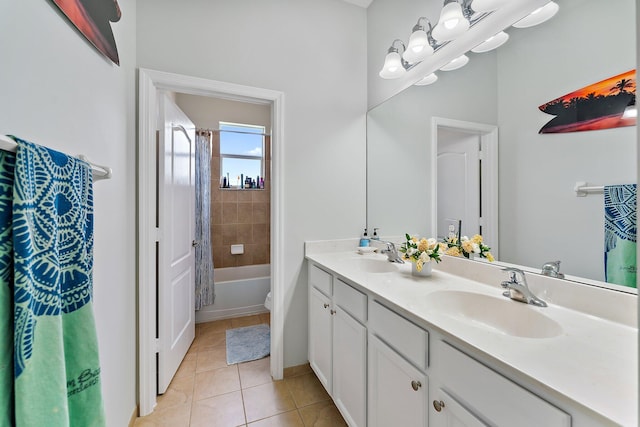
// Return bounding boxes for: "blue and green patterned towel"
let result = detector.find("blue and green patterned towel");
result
[604,184,637,288]
[0,137,106,426]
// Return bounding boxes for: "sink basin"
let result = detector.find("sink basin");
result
[350,257,400,273]
[425,290,563,339]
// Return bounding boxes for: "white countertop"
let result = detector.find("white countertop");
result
[305,245,638,427]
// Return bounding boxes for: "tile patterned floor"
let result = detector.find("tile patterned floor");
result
[134,314,348,427]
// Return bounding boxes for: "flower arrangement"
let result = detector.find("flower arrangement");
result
[442,234,494,262]
[399,234,442,272]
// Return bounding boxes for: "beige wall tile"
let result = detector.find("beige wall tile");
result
[223,202,239,224]
[238,203,254,224]
[237,223,253,244]
[252,224,269,244]
[211,203,223,225]
[221,224,238,245]
[222,190,238,202]
[238,191,253,202]
[253,203,268,224]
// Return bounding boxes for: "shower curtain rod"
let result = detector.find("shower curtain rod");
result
[198,128,271,137]
[0,134,112,181]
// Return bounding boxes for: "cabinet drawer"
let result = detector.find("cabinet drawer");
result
[369,300,429,370]
[334,279,367,323]
[436,342,571,427]
[309,264,332,296]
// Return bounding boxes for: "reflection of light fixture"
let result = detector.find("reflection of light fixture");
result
[432,0,470,42]
[471,0,508,13]
[415,73,438,86]
[471,31,509,53]
[440,54,469,71]
[403,18,435,64]
[622,105,637,119]
[379,39,408,79]
[513,1,559,28]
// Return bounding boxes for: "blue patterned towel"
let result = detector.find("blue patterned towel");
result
[0,151,16,426]
[9,137,106,426]
[604,184,637,288]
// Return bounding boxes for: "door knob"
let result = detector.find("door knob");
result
[192,240,199,247]
[323,303,329,309]
[411,380,422,391]
[433,400,445,412]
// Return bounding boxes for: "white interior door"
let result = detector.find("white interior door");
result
[437,129,481,240]
[157,93,196,393]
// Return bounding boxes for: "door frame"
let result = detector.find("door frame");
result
[138,68,285,415]
[431,117,499,258]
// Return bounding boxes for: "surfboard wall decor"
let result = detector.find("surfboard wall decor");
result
[538,70,636,134]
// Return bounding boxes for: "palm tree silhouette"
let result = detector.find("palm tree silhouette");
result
[610,79,635,95]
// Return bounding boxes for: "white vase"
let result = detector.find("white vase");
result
[411,261,432,277]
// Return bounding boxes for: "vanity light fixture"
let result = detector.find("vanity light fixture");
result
[432,0,471,42]
[379,39,408,79]
[415,73,439,86]
[471,31,509,53]
[470,0,508,13]
[403,18,436,64]
[440,54,469,71]
[512,1,559,28]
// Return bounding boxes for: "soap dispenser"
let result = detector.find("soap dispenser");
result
[359,229,370,247]
[372,228,380,240]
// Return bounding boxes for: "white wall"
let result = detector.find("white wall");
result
[367,52,498,237]
[496,0,636,281]
[137,0,368,367]
[175,94,271,131]
[0,1,137,426]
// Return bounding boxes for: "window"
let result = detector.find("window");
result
[219,122,265,189]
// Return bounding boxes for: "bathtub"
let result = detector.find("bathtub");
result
[195,264,271,323]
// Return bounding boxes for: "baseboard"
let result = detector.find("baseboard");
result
[128,405,138,427]
[195,305,269,323]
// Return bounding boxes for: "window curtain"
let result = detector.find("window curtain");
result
[195,130,215,310]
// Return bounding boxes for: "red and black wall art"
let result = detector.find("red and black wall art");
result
[538,70,636,134]
[51,0,121,65]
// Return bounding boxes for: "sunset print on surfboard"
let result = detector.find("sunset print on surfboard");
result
[538,70,636,134]
[51,0,122,65]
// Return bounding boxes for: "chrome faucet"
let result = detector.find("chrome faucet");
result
[541,260,564,279]
[376,240,405,264]
[500,268,547,307]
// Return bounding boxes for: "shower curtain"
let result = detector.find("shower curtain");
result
[195,130,215,310]
[0,137,105,426]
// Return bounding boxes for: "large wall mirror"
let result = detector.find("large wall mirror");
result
[367,0,637,292]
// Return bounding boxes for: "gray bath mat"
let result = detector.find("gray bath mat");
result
[226,324,271,364]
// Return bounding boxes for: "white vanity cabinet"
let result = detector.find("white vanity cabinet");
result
[429,340,571,427]
[308,285,333,391]
[368,300,430,427]
[308,263,367,427]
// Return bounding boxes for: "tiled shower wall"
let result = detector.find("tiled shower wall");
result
[211,132,271,267]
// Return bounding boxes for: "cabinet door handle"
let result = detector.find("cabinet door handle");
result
[323,303,329,309]
[411,380,422,391]
[330,309,336,315]
[433,400,445,412]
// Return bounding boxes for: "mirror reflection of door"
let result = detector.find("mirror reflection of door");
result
[437,128,481,240]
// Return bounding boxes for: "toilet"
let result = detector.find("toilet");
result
[264,291,272,311]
